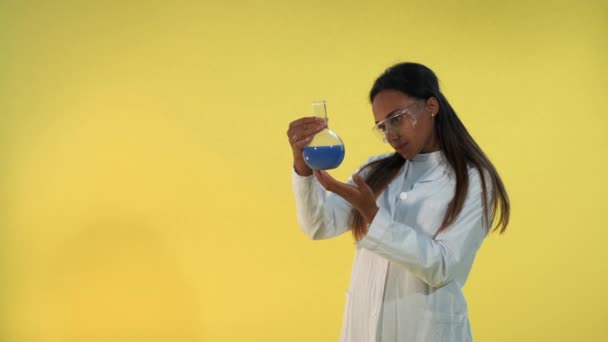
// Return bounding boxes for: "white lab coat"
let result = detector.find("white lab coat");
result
[292,150,491,342]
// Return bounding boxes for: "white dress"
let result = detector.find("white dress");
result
[291,150,492,342]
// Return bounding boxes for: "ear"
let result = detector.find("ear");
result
[426,96,440,117]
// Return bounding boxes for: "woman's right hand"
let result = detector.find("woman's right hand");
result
[286,116,327,176]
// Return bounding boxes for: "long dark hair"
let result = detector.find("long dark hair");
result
[350,62,510,241]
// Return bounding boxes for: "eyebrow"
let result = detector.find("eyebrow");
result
[374,101,422,124]
[374,109,402,124]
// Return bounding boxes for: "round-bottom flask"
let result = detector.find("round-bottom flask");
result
[302,100,345,170]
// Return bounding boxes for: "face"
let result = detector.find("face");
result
[372,89,440,160]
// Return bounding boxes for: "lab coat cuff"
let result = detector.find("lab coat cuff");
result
[358,206,392,250]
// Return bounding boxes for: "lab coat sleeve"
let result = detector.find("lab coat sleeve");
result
[358,167,493,288]
[291,155,388,240]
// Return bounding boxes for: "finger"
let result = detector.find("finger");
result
[317,170,359,199]
[314,170,335,191]
[353,173,363,187]
[313,170,330,190]
[353,174,369,190]
[299,122,327,138]
[353,173,375,197]
[288,116,326,130]
[289,125,327,147]
[293,135,314,149]
[318,169,338,184]
[288,121,326,140]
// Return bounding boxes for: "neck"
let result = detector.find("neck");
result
[420,132,440,153]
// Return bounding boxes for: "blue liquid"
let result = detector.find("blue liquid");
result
[303,145,345,170]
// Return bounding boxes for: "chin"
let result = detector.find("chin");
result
[396,150,411,160]
[392,144,404,157]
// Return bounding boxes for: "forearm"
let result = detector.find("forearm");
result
[359,205,485,288]
[292,170,352,240]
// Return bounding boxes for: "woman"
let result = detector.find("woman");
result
[287,62,510,342]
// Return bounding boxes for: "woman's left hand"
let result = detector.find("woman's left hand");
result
[313,170,379,224]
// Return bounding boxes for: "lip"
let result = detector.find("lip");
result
[394,143,408,151]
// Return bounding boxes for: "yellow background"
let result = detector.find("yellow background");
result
[1,1,607,341]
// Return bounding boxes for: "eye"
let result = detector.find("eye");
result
[378,123,387,132]
[390,115,403,124]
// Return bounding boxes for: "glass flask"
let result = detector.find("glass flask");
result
[302,100,345,170]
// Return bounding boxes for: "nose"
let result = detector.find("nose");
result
[385,128,400,142]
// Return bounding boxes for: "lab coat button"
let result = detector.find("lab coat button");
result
[400,192,408,200]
